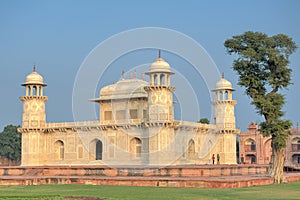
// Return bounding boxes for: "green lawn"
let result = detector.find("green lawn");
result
[0,181,300,200]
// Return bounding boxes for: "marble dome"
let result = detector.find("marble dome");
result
[22,66,46,86]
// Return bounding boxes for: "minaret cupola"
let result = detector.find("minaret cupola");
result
[20,65,48,128]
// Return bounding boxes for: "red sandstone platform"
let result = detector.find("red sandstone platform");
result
[0,165,299,188]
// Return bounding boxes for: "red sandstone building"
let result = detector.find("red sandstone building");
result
[239,122,300,166]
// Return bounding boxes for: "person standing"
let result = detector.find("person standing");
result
[217,154,220,165]
[241,154,244,164]
[212,154,215,165]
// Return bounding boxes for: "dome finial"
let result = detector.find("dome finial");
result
[158,49,161,58]
[222,72,224,79]
[33,64,36,72]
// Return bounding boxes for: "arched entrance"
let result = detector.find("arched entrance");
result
[246,154,256,164]
[54,140,64,160]
[96,140,103,160]
[130,137,142,159]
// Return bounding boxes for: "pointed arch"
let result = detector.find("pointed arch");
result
[154,74,158,85]
[33,86,37,96]
[130,137,142,159]
[96,140,103,160]
[292,137,300,144]
[224,91,228,100]
[54,140,64,160]
[218,91,222,101]
[90,139,103,160]
[245,138,256,151]
[160,74,165,86]
[188,139,195,160]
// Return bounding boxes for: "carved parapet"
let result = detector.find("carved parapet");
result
[211,100,237,105]
[143,121,178,128]
[17,127,45,134]
[144,85,175,92]
[20,96,48,101]
[216,128,240,134]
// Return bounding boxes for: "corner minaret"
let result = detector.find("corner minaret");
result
[144,51,176,165]
[145,51,175,122]
[20,65,48,128]
[212,73,236,130]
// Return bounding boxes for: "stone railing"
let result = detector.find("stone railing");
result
[46,119,143,128]
[177,120,215,129]
[46,120,100,128]
[100,119,142,125]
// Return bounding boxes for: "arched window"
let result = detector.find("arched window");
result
[218,91,222,101]
[96,140,103,160]
[154,74,158,85]
[89,139,103,160]
[224,91,228,100]
[160,74,165,86]
[33,86,37,96]
[188,139,195,160]
[245,139,256,152]
[54,140,64,160]
[292,138,300,151]
[130,137,142,159]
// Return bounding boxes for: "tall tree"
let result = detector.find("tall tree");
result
[224,31,297,183]
[0,125,21,162]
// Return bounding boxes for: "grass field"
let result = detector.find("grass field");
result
[0,181,300,200]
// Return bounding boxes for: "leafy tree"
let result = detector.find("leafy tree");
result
[0,125,21,162]
[224,31,297,183]
[198,118,210,124]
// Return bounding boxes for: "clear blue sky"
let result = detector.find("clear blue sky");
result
[0,0,299,131]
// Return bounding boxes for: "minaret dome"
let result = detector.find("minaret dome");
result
[22,65,47,87]
[214,74,234,91]
[145,51,174,86]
